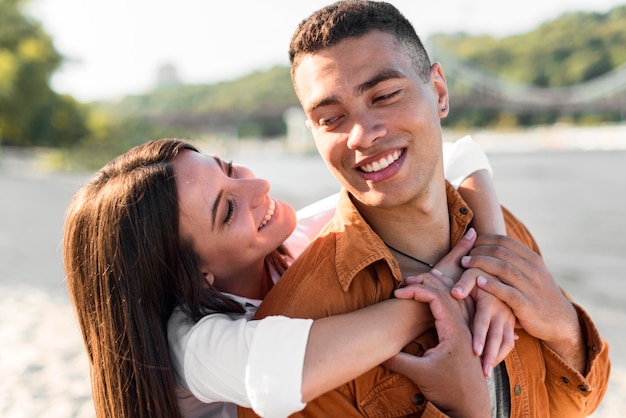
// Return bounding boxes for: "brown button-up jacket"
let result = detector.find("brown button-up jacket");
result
[239,184,610,418]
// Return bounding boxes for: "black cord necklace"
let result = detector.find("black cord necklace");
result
[385,242,434,268]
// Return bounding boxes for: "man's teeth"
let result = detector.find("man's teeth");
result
[360,150,402,173]
[259,199,276,229]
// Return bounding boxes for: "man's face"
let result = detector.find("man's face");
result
[294,30,449,209]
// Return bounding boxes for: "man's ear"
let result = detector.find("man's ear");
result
[430,62,449,118]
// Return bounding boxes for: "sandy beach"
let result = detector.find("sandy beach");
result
[1,125,624,417]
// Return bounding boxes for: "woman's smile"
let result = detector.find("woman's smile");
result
[258,198,276,230]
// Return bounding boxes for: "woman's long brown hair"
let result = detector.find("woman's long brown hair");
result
[63,139,289,417]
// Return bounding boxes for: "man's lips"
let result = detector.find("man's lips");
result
[358,149,403,173]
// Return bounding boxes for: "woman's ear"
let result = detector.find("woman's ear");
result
[203,272,215,286]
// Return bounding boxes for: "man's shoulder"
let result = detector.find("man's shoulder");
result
[256,230,341,319]
[501,206,541,254]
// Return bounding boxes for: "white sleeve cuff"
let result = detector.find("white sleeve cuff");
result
[171,312,313,417]
[246,316,313,418]
[443,135,493,189]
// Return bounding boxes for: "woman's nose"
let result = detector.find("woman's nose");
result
[243,178,271,207]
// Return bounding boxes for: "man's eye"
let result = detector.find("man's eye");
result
[319,115,341,126]
[224,200,235,225]
[374,90,401,103]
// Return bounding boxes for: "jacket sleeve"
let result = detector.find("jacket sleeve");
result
[502,207,611,417]
[542,303,610,418]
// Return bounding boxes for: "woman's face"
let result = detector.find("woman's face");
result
[172,150,297,290]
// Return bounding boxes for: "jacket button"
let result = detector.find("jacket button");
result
[460,207,469,215]
[412,394,425,405]
[561,377,570,384]
[514,385,522,396]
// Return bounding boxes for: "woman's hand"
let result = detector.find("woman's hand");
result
[453,267,518,376]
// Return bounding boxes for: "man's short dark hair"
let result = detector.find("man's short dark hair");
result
[289,0,432,82]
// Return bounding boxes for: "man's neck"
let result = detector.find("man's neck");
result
[354,184,451,275]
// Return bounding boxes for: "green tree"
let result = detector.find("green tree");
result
[0,0,88,146]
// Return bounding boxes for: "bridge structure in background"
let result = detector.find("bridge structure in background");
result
[432,47,626,117]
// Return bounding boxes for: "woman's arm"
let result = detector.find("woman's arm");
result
[442,135,505,235]
[170,299,433,416]
[457,169,506,235]
[301,298,431,402]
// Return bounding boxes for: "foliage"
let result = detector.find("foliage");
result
[98,65,298,137]
[431,7,626,87]
[0,0,88,147]
[429,5,626,127]
[5,1,625,157]
[102,5,625,140]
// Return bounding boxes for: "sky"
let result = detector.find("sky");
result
[27,0,626,102]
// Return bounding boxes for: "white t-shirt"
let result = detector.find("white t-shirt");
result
[167,135,492,418]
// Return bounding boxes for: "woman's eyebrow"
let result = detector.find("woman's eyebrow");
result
[211,190,223,231]
[212,155,227,172]
[211,156,226,230]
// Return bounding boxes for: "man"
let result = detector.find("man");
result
[239,1,610,417]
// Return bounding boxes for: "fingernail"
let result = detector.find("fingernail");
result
[461,256,471,265]
[486,364,493,378]
[452,286,463,295]
[431,268,444,277]
[475,343,483,356]
[464,228,476,240]
[477,276,487,286]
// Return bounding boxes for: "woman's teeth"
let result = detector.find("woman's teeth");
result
[360,150,402,173]
[259,199,276,230]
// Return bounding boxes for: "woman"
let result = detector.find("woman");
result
[63,137,508,418]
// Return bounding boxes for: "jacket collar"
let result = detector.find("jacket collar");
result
[332,182,473,292]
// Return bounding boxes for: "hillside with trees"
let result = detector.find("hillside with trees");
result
[1,1,624,167]
[102,4,625,143]
[431,6,626,87]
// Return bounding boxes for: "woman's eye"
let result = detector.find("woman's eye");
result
[224,200,235,225]
[227,161,234,177]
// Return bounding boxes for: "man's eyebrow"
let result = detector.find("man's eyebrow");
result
[306,70,406,113]
[307,96,341,114]
[355,70,405,95]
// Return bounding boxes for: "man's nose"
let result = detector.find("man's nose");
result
[346,118,386,150]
